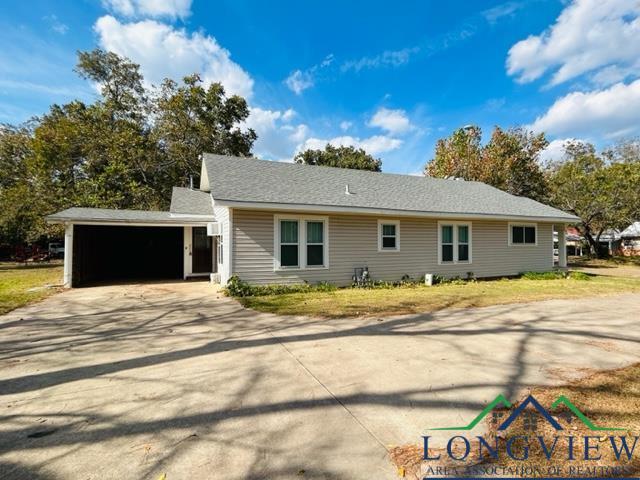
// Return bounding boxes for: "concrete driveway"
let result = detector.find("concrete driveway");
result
[1,283,639,480]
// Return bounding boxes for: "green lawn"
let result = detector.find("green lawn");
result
[0,262,63,315]
[239,275,640,318]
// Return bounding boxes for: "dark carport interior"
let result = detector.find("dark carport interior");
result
[72,225,183,287]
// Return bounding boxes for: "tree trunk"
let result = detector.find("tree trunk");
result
[579,224,605,258]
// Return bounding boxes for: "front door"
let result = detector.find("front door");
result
[192,227,213,273]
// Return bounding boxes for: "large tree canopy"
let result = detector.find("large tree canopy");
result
[0,48,256,246]
[294,144,382,171]
[547,140,640,257]
[425,125,548,202]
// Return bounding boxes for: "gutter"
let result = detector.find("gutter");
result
[212,199,580,223]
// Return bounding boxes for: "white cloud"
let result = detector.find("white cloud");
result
[284,54,334,94]
[242,107,308,160]
[44,15,68,35]
[507,0,640,86]
[285,70,314,95]
[341,47,419,73]
[102,0,192,19]
[339,121,352,131]
[94,15,254,98]
[530,79,640,138]
[482,1,525,24]
[298,135,402,155]
[368,107,414,134]
[538,138,575,165]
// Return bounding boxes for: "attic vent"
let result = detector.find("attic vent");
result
[345,184,353,195]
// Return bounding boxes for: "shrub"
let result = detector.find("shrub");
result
[225,275,254,297]
[224,276,336,297]
[521,271,566,280]
[568,271,591,281]
[521,270,590,280]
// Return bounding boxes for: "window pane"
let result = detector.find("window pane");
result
[281,244,298,267]
[458,225,468,244]
[442,244,453,262]
[512,226,524,244]
[307,244,324,266]
[382,236,396,249]
[458,244,469,262]
[382,224,396,236]
[525,226,536,244]
[441,225,453,244]
[306,221,323,243]
[280,220,298,243]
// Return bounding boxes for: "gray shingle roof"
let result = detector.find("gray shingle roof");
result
[170,187,213,215]
[203,154,578,221]
[621,222,640,238]
[46,207,213,224]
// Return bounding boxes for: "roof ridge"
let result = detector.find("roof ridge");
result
[202,152,473,184]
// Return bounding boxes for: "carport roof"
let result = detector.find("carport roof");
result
[46,207,214,224]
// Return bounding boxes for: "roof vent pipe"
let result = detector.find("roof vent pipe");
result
[189,175,194,190]
[345,184,353,195]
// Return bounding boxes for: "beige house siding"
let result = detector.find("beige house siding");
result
[232,208,554,285]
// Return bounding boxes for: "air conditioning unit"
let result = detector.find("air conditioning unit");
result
[207,222,222,236]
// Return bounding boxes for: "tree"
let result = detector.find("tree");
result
[425,125,548,202]
[0,48,258,247]
[425,125,482,180]
[0,123,33,190]
[294,144,382,171]
[482,127,548,202]
[152,74,255,200]
[547,140,640,257]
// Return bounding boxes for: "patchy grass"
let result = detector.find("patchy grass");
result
[571,256,640,267]
[238,275,640,318]
[390,363,640,479]
[0,262,63,315]
[570,257,640,279]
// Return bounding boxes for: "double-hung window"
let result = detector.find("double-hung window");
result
[275,216,328,270]
[438,222,472,264]
[306,221,325,267]
[378,220,400,252]
[509,223,537,246]
[279,220,299,268]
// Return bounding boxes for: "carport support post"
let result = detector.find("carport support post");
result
[557,224,567,269]
[63,223,73,287]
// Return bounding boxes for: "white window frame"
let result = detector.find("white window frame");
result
[508,222,538,246]
[274,215,329,271]
[378,219,400,252]
[438,221,472,265]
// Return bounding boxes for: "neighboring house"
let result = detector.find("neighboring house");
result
[553,227,585,257]
[621,222,640,256]
[47,154,578,287]
[597,229,622,256]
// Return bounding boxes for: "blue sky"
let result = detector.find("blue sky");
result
[1,0,639,174]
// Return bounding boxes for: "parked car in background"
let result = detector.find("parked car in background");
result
[48,242,65,258]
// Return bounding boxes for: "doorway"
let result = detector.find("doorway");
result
[192,227,213,273]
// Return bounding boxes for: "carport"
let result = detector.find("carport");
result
[46,207,218,287]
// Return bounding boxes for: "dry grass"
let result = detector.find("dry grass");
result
[0,262,63,315]
[240,275,640,318]
[390,363,640,478]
